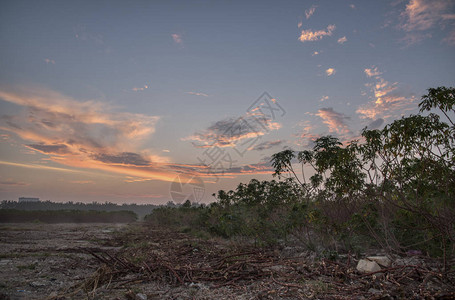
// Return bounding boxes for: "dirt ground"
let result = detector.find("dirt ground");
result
[0,223,454,300]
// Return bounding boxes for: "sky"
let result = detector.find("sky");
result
[0,0,454,204]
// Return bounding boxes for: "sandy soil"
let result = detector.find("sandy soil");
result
[0,223,125,300]
[0,223,286,300]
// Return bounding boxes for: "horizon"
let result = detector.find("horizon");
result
[1,0,454,204]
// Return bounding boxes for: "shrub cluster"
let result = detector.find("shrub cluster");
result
[146,87,455,262]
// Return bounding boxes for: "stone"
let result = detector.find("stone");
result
[356,259,381,274]
[367,256,391,267]
[136,293,147,300]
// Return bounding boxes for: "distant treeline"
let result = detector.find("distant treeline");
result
[0,200,160,219]
[0,209,137,223]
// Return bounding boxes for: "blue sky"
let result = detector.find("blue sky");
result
[1,0,454,204]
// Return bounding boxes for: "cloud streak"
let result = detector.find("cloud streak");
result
[186,92,209,97]
[184,113,281,149]
[132,85,149,92]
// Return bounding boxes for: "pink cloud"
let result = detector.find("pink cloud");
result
[299,25,336,42]
[172,33,183,44]
[305,5,317,19]
[316,107,351,135]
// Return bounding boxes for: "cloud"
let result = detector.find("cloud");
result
[298,25,336,42]
[320,95,329,102]
[132,85,148,92]
[74,24,104,45]
[0,87,201,182]
[91,152,150,166]
[443,29,455,44]
[357,70,416,120]
[0,160,89,174]
[366,118,385,129]
[172,33,183,44]
[326,68,336,76]
[350,4,356,9]
[316,107,351,134]
[186,92,209,97]
[44,58,55,64]
[70,180,95,184]
[364,66,382,77]
[312,51,319,56]
[26,144,71,154]
[298,21,303,28]
[248,140,284,151]
[294,121,321,148]
[399,0,455,45]
[337,36,348,44]
[184,113,281,149]
[305,5,317,19]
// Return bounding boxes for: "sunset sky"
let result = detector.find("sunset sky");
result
[1,0,454,204]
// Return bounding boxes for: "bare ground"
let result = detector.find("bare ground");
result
[0,223,454,300]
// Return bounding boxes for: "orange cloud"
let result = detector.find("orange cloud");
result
[299,25,335,42]
[320,95,329,102]
[326,68,336,76]
[364,66,382,77]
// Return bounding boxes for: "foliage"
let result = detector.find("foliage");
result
[0,200,159,220]
[0,209,137,223]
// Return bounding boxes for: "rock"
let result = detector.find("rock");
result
[367,256,391,267]
[368,288,382,295]
[136,293,147,300]
[29,281,47,288]
[356,259,381,274]
[0,259,12,265]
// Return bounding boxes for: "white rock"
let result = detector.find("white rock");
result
[356,259,381,273]
[367,256,391,267]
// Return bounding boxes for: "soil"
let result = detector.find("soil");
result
[0,223,454,300]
